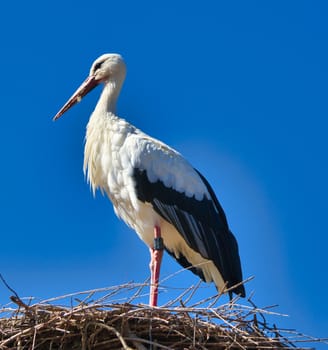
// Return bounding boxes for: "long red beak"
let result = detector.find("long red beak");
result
[53,75,99,121]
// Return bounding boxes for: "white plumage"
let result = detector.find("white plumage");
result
[54,53,245,306]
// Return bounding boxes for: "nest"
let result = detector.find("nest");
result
[0,281,324,350]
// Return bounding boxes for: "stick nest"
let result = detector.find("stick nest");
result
[0,282,323,350]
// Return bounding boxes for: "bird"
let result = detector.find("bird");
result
[53,53,245,306]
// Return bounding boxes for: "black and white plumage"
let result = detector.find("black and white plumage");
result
[53,53,245,304]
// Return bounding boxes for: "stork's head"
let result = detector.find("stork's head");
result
[90,54,126,83]
[53,53,126,121]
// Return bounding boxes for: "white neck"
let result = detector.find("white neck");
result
[84,75,126,192]
[94,77,124,116]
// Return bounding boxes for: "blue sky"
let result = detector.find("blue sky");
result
[0,1,327,347]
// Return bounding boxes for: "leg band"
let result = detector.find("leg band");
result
[154,236,164,250]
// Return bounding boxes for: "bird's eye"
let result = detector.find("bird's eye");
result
[94,61,104,72]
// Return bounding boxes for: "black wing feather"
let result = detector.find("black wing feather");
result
[133,168,245,297]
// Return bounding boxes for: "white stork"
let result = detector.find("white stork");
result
[53,53,245,306]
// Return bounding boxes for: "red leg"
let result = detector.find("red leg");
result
[149,225,164,307]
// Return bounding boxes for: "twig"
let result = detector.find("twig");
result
[86,322,133,350]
